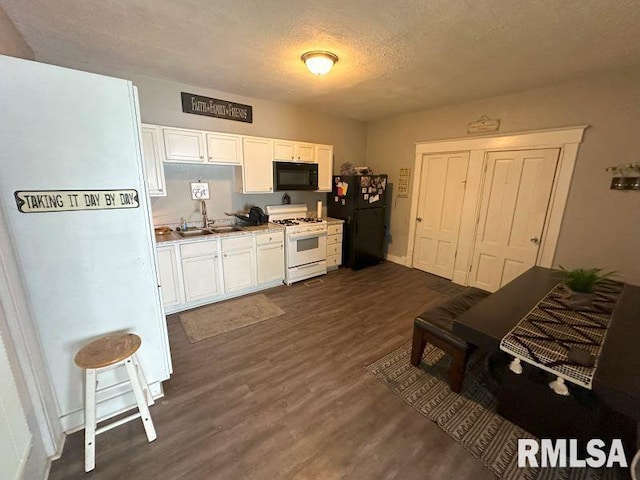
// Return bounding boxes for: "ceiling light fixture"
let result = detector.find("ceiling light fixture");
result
[301,51,338,76]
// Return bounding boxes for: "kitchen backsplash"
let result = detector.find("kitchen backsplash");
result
[150,163,326,226]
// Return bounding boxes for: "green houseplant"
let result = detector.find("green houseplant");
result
[556,266,616,308]
[557,266,615,293]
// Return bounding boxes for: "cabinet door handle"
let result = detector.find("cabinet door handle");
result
[223,253,227,257]
[209,156,212,160]
[200,155,204,159]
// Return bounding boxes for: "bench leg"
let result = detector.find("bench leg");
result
[449,348,469,393]
[410,327,427,366]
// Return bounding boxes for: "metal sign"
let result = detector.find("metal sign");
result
[14,189,139,213]
[397,168,411,198]
[181,92,253,123]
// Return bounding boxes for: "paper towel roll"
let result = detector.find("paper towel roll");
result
[316,200,323,219]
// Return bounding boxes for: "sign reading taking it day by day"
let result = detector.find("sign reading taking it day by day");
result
[14,190,139,213]
[181,92,253,123]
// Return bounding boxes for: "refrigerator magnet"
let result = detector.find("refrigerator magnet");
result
[341,199,345,205]
[363,194,369,200]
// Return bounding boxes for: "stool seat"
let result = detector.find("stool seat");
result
[74,333,141,369]
[75,332,156,472]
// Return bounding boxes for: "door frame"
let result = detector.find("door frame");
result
[407,125,588,285]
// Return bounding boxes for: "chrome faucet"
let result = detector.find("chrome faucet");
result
[201,199,208,228]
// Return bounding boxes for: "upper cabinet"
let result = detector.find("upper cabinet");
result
[315,144,333,192]
[205,132,242,165]
[240,137,274,193]
[163,127,206,163]
[273,140,316,163]
[140,124,167,196]
[146,123,333,194]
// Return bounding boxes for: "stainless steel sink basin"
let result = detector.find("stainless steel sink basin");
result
[177,228,215,237]
[210,226,244,233]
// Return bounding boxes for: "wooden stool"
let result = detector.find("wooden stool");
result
[74,333,157,472]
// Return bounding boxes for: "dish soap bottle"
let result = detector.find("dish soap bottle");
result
[180,217,188,231]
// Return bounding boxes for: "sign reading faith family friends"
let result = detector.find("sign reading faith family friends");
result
[14,190,139,213]
[181,92,253,123]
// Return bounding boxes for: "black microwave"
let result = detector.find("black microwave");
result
[273,161,318,191]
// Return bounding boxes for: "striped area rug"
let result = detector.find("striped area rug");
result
[366,342,624,480]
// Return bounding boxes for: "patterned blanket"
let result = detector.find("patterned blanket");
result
[499,281,624,389]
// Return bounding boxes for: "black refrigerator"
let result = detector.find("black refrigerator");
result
[327,174,388,270]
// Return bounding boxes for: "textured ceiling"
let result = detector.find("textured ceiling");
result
[2,0,640,120]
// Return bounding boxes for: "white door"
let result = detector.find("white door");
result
[295,142,315,162]
[242,137,273,193]
[206,133,242,165]
[182,255,221,302]
[469,148,560,292]
[140,124,166,196]
[257,243,285,284]
[156,245,182,307]
[315,145,333,192]
[162,127,205,162]
[222,248,256,292]
[412,152,469,279]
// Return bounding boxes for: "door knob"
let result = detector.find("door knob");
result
[416,217,423,222]
[530,237,540,244]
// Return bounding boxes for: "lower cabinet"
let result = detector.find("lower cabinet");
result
[156,245,183,307]
[182,254,221,302]
[221,248,255,293]
[326,223,343,270]
[256,233,284,284]
[157,230,285,313]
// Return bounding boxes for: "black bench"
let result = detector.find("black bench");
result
[410,287,490,393]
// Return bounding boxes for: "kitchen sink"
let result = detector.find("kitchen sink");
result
[210,226,244,233]
[177,228,215,237]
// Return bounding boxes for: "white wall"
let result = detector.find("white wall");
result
[367,68,640,285]
[122,73,367,225]
[0,6,33,59]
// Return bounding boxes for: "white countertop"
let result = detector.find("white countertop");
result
[155,223,285,245]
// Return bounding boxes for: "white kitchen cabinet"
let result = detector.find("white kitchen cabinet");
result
[206,132,242,165]
[162,127,206,163]
[273,140,295,161]
[256,232,284,284]
[240,136,273,193]
[273,140,315,162]
[296,142,315,162]
[315,144,333,192]
[156,245,183,307]
[326,223,343,270]
[221,237,256,293]
[180,240,222,302]
[140,124,167,196]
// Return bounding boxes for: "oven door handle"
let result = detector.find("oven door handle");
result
[288,231,327,241]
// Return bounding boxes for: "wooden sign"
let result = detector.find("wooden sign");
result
[181,92,253,123]
[467,116,500,134]
[14,190,139,213]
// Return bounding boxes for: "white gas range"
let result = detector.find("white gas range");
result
[266,204,328,285]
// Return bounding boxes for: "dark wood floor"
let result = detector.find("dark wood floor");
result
[49,262,495,479]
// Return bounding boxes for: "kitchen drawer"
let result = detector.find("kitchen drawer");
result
[221,235,254,251]
[326,254,340,268]
[328,224,343,236]
[326,234,343,246]
[256,231,284,245]
[180,240,218,258]
[327,243,341,257]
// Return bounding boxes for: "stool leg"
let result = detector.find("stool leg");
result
[125,357,157,442]
[410,327,427,366]
[132,353,154,406]
[84,369,97,472]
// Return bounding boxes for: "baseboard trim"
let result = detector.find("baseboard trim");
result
[385,253,409,267]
